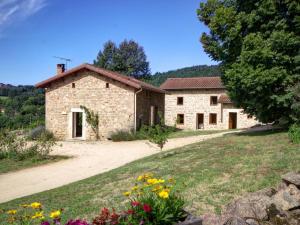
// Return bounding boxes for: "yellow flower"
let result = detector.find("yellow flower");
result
[30,202,42,209]
[152,185,163,192]
[7,210,17,215]
[32,211,44,219]
[131,185,139,191]
[50,210,61,219]
[137,175,144,181]
[137,173,153,181]
[123,191,131,197]
[158,190,169,199]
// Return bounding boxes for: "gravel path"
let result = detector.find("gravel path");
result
[0,130,239,203]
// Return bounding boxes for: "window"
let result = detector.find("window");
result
[177,114,184,125]
[210,96,218,105]
[247,115,253,119]
[106,83,109,88]
[209,113,217,124]
[72,83,75,88]
[177,97,183,105]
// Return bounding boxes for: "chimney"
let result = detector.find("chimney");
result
[57,64,66,75]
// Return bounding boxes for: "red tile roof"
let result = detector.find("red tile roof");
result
[218,94,232,104]
[160,77,225,90]
[35,64,164,93]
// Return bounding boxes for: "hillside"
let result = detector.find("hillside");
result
[147,64,221,87]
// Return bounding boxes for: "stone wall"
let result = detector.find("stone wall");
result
[45,71,136,140]
[164,90,258,130]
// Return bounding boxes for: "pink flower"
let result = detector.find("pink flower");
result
[131,201,140,207]
[143,204,151,213]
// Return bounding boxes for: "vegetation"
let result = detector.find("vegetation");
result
[80,106,99,140]
[288,124,300,144]
[0,85,44,130]
[147,65,221,87]
[94,40,151,79]
[1,175,185,225]
[168,129,225,139]
[0,129,61,173]
[198,0,300,125]
[1,130,298,223]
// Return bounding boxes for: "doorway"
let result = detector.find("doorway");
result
[196,113,204,129]
[228,112,237,129]
[72,112,83,138]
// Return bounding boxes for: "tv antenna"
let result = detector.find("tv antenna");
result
[53,56,72,69]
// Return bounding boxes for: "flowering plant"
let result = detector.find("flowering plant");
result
[119,173,186,225]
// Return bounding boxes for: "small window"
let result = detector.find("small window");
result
[177,114,184,125]
[177,97,183,105]
[210,96,218,105]
[209,113,217,124]
[106,83,109,88]
[72,83,75,88]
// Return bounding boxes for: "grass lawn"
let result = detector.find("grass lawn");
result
[0,130,299,223]
[0,156,69,174]
[0,96,8,100]
[169,129,226,139]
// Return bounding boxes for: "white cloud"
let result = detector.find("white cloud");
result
[0,0,47,35]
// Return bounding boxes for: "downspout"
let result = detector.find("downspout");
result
[134,88,143,132]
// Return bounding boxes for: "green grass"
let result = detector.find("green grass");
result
[0,156,69,174]
[0,96,8,100]
[168,129,226,139]
[0,130,299,224]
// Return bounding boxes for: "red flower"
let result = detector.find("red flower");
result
[127,209,135,215]
[131,201,140,207]
[143,204,151,213]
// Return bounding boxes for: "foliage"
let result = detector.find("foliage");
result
[80,106,99,140]
[119,173,185,225]
[110,130,144,142]
[147,112,170,150]
[0,130,56,161]
[288,124,300,144]
[198,0,300,124]
[290,83,300,124]
[0,85,45,130]
[27,126,55,141]
[94,40,151,79]
[146,65,221,87]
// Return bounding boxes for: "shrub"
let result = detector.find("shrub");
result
[27,126,55,141]
[110,130,136,142]
[288,124,300,144]
[0,129,56,161]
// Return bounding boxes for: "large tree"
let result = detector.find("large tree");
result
[94,40,150,79]
[198,0,300,124]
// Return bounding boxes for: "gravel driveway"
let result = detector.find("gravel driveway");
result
[0,131,238,203]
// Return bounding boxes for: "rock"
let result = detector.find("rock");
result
[224,189,274,220]
[282,172,300,187]
[272,184,300,211]
[176,216,203,225]
[223,217,248,225]
[245,219,259,225]
[201,214,222,225]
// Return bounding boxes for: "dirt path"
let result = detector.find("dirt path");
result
[0,130,239,203]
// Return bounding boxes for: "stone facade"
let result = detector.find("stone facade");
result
[164,89,258,130]
[45,70,164,140]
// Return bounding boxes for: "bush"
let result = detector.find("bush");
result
[288,124,300,144]
[27,126,55,141]
[0,129,56,161]
[110,130,137,142]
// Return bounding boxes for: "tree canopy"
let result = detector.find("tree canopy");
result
[94,40,151,79]
[198,0,300,124]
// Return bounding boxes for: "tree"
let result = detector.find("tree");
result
[198,0,300,124]
[94,40,151,79]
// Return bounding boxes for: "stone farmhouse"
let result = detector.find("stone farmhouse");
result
[160,77,258,130]
[36,64,165,140]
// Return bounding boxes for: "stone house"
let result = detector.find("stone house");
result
[36,64,165,140]
[160,77,258,130]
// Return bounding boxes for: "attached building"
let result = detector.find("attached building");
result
[36,64,165,140]
[160,77,258,130]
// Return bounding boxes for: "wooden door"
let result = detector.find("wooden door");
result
[229,112,237,129]
[197,113,204,129]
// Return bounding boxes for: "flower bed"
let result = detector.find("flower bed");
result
[1,174,188,225]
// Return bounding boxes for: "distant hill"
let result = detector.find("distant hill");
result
[147,65,221,87]
[0,84,35,97]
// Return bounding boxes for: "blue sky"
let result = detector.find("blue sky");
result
[0,0,215,85]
